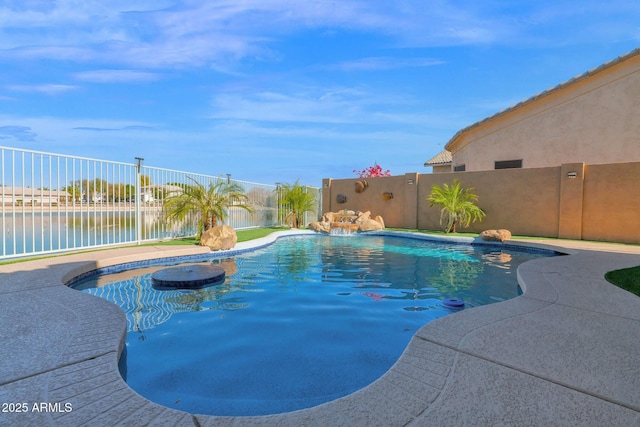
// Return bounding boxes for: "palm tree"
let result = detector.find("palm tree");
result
[164,177,253,240]
[276,180,317,228]
[427,179,486,233]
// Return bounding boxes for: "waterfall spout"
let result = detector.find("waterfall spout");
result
[329,222,359,236]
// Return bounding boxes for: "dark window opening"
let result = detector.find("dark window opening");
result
[453,164,466,172]
[495,159,523,170]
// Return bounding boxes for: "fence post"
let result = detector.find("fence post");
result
[557,163,585,240]
[135,157,144,244]
[404,172,419,229]
[275,182,282,226]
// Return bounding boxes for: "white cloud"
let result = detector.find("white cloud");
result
[0,114,182,163]
[210,90,365,124]
[73,70,161,83]
[0,125,38,142]
[330,57,445,72]
[0,1,638,71]
[6,84,78,95]
[208,84,463,131]
[0,115,158,137]
[0,2,539,69]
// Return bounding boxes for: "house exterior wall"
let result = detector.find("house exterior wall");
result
[322,161,640,244]
[446,51,640,171]
[431,164,451,173]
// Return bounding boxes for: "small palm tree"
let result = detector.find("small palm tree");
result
[164,177,253,240]
[276,180,317,228]
[428,179,486,233]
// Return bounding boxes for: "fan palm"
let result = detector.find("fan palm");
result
[276,180,317,228]
[164,177,253,240]
[427,179,486,233]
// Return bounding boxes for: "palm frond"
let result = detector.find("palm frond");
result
[427,179,486,233]
[164,176,253,240]
[276,180,317,228]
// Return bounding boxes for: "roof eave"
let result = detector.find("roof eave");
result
[445,47,640,152]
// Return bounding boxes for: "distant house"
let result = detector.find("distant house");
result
[140,189,155,203]
[426,48,640,172]
[424,150,452,173]
[140,184,184,203]
[0,187,64,205]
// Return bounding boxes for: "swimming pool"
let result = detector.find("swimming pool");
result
[72,234,554,416]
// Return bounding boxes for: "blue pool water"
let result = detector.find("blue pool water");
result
[72,235,553,416]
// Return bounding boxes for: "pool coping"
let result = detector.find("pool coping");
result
[1,229,639,426]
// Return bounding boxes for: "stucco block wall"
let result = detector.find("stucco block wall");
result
[449,53,640,171]
[582,162,640,244]
[322,175,413,228]
[322,161,640,244]
[558,163,586,240]
[417,168,561,237]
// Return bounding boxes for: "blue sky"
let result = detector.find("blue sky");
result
[1,1,639,186]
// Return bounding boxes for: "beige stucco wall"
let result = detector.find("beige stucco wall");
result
[447,52,640,171]
[557,163,586,240]
[323,174,415,228]
[581,162,640,244]
[431,164,451,173]
[322,161,640,243]
[417,168,561,237]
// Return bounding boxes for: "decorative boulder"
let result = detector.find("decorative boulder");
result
[479,229,512,242]
[359,218,384,232]
[323,212,336,223]
[200,225,237,250]
[309,221,331,233]
[310,210,386,233]
[355,211,371,224]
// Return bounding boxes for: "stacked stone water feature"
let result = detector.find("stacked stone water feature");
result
[309,210,385,234]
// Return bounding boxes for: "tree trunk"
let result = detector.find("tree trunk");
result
[204,213,212,231]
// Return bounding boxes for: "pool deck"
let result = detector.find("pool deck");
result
[1,230,639,426]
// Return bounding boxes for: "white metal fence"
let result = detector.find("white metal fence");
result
[0,146,320,260]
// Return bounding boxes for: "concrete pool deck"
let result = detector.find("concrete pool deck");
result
[1,230,639,426]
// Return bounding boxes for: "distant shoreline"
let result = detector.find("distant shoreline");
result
[0,204,164,213]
